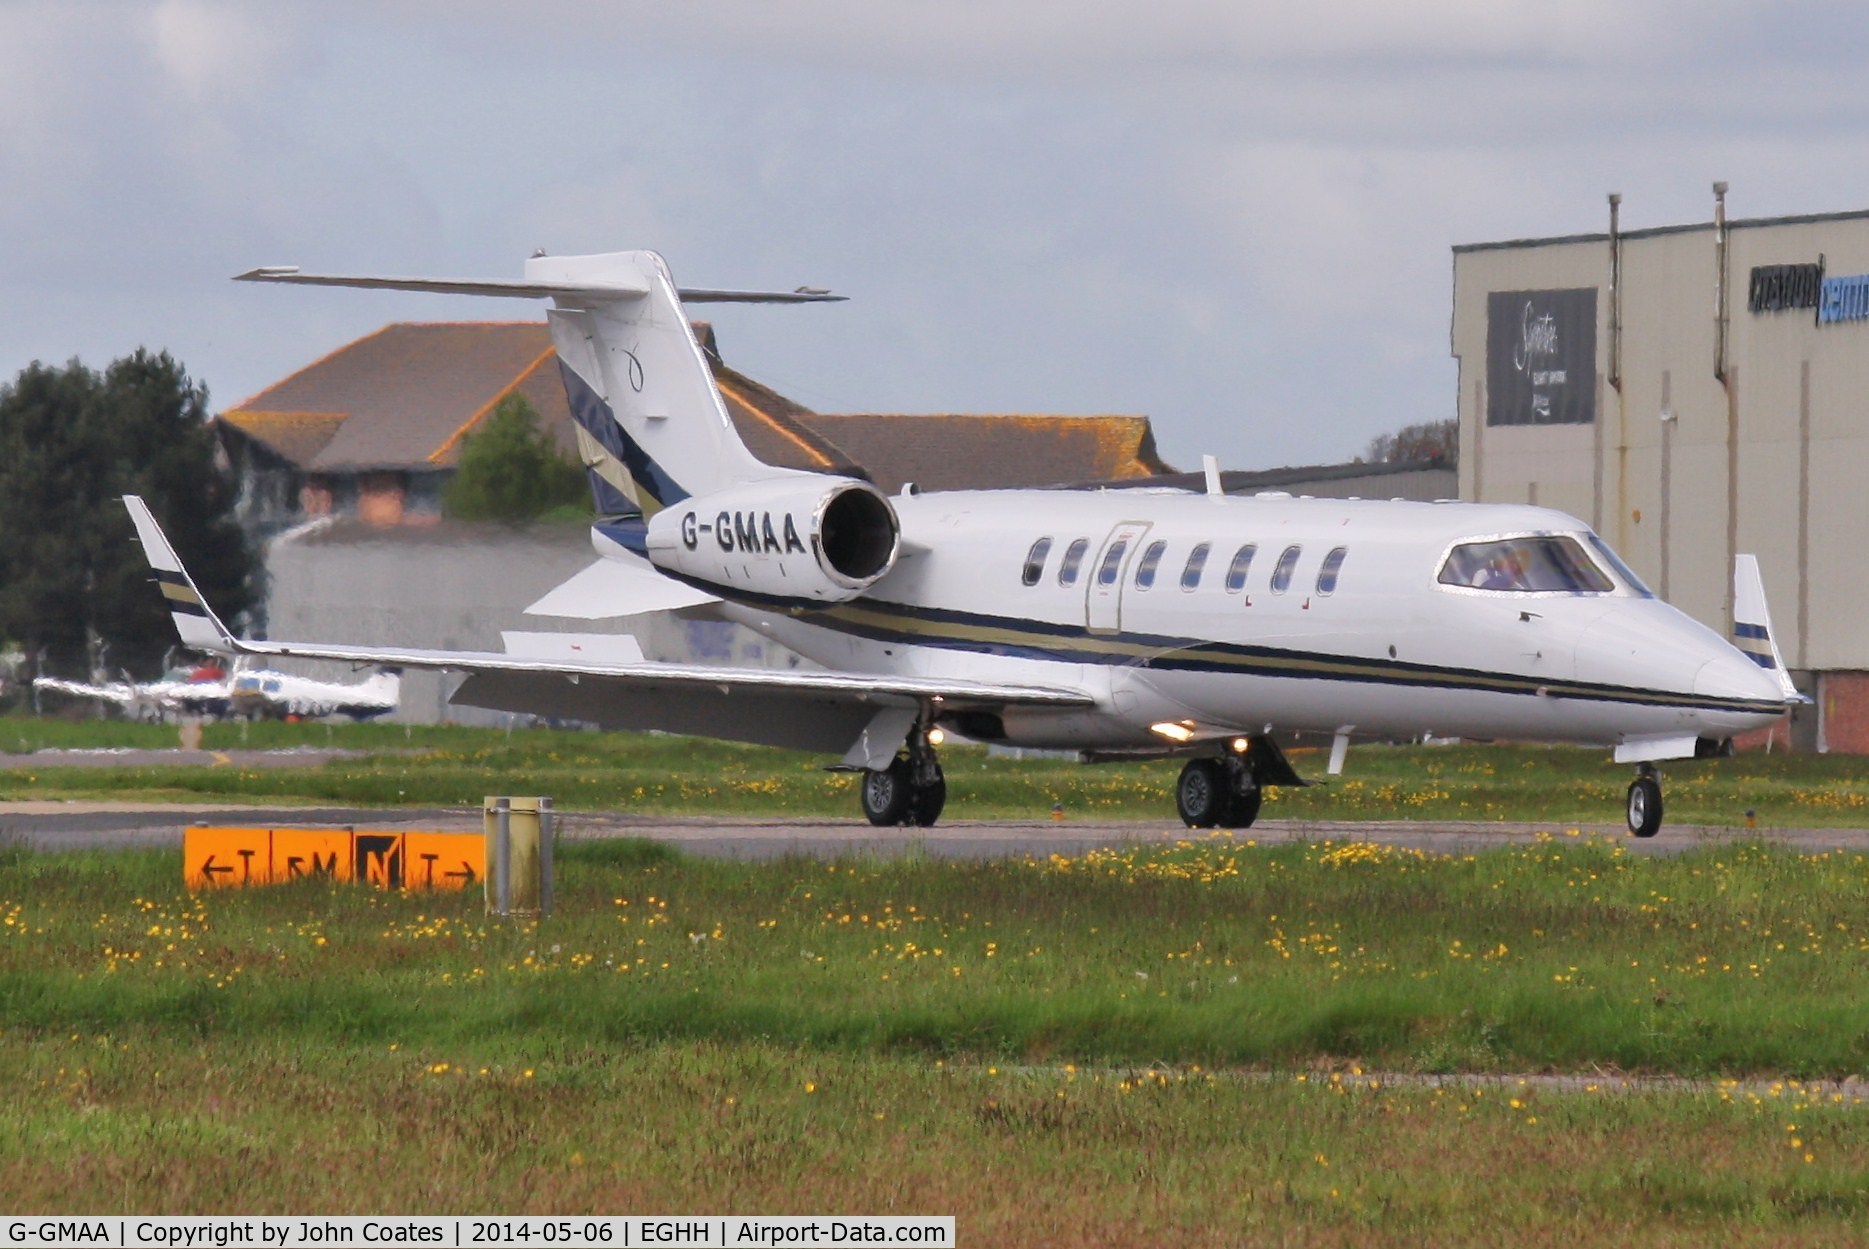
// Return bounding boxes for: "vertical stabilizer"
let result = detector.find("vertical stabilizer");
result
[234,249,844,520]
[1732,555,1802,702]
[536,251,777,517]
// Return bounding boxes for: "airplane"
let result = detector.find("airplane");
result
[125,249,1803,837]
[35,657,400,722]
[34,658,236,721]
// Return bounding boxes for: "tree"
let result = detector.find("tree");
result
[0,352,256,677]
[1362,418,1458,466]
[443,393,590,523]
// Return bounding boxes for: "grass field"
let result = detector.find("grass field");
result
[4,832,1869,1242]
[1,714,1866,828]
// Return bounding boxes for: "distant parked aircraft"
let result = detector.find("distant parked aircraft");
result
[34,659,399,722]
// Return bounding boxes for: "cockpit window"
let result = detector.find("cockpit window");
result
[1439,536,1615,593]
[1022,537,1052,586]
[1585,534,1656,598]
[1058,538,1090,586]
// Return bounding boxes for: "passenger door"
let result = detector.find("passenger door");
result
[1085,521,1151,634]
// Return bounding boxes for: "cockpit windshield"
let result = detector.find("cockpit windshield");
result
[1438,535,1616,594]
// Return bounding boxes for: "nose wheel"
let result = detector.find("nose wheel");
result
[1626,766,1663,838]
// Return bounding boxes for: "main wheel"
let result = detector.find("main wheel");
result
[861,758,912,826]
[1220,785,1263,830]
[1176,758,1228,828]
[1626,775,1663,838]
[909,771,947,828]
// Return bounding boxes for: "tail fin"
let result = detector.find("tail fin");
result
[237,250,844,518]
[1733,554,1805,703]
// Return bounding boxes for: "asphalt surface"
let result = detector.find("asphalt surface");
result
[4,802,1867,859]
[4,745,1867,858]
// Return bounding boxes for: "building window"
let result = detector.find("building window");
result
[1022,537,1053,586]
[1270,545,1302,594]
[1058,538,1091,586]
[1181,542,1210,591]
[1224,543,1257,593]
[1134,540,1167,589]
[1317,547,1348,595]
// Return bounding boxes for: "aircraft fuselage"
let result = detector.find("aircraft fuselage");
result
[726,488,1784,754]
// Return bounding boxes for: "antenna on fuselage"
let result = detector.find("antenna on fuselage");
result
[1202,454,1224,497]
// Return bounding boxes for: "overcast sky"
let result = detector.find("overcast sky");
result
[4,1,1867,472]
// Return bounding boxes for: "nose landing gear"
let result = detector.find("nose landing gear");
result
[1626,764,1663,838]
[859,718,947,828]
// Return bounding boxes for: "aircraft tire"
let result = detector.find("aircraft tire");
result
[910,773,947,828]
[1176,758,1227,828]
[1221,786,1263,830]
[861,759,913,826]
[1626,775,1663,838]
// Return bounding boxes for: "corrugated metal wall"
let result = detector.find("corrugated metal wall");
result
[1455,210,1869,689]
[261,523,802,725]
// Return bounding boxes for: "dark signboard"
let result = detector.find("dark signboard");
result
[1485,288,1597,426]
[1749,262,1824,313]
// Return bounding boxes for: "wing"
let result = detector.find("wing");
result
[31,676,137,706]
[125,496,1094,761]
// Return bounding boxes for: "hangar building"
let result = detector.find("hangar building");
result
[1453,190,1869,751]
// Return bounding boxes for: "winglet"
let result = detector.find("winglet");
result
[1733,554,1807,704]
[123,496,241,653]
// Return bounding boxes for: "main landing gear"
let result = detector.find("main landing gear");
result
[1626,764,1663,839]
[1176,754,1265,830]
[860,722,946,828]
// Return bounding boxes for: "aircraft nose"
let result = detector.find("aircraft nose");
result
[1693,645,1787,706]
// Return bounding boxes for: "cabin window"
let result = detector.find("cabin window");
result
[1270,545,1302,594]
[1224,543,1257,593]
[1181,542,1210,591]
[1022,537,1053,586]
[1057,537,1090,586]
[1134,540,1168,590]
[1316,546,1348,595]
[1438,536,1615,594]
[1095,539,1129,587]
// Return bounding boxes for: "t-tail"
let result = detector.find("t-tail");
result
[236,250,845,519]
[238,251,905,605]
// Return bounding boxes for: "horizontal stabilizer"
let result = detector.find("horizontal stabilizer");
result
[524,557,719,620]
[235,267,845,304]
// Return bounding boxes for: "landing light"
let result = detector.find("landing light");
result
[1231,737,1250,753]
[1150,721,1197,742]
[927,728,946,746]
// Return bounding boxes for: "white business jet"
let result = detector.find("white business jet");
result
[125,250,1800,836]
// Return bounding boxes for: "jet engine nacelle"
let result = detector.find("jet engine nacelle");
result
[644,476,901,603]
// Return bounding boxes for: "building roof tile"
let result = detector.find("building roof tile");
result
[216,322,1171,491]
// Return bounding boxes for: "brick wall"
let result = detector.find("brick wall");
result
[1821,671,1869,753]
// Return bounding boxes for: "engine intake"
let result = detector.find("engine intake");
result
[645,475,901,604]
